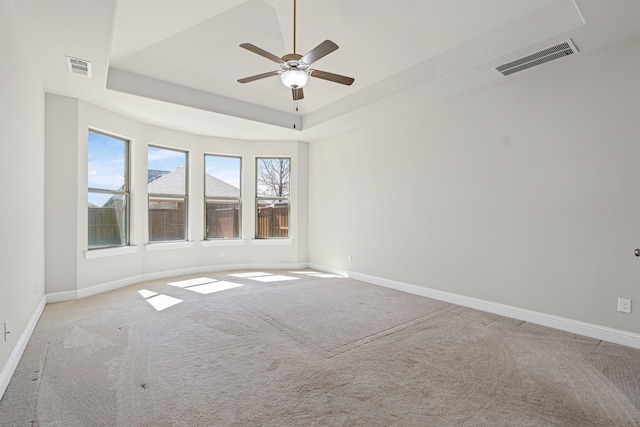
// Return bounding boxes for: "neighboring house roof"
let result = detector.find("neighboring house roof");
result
[148,169,170,183]
[148,166,239,197]
[205,174,239,198]
[88,202,99,208]
[148,167,187,195]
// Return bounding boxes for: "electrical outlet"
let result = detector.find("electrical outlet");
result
[618,298,631,314]
[219,250,225,258]
[347,255,352,263]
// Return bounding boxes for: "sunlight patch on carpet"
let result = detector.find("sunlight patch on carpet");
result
[248,275,299,282]
[184,281,243,295]
[167,277,217,288]
[145,294,183,311]
[229,272,271,278]
[138,289,158,298]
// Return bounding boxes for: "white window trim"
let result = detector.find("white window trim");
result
[204,154,243,241]
[255,157,291,240]
[84,246,139,259]
[147,145,189,243]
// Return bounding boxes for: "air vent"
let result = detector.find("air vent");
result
[66,56,91,77]
[495,39,578,77]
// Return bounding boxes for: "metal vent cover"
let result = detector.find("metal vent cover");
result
[66,56,91,77]
[495,39,578,77]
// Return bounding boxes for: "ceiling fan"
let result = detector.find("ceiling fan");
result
[237,0,354,101]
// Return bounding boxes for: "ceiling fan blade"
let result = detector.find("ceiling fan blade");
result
[237,70,280,84]
[300,40,338,65]
[239,43,284,64]
[292,87,304,101]
[310,69,355,86]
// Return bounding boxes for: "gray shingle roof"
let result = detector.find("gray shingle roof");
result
[205,174,240,198]
[147,166,239,197]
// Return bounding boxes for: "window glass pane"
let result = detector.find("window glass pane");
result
[206,200,240,238]
[88,192,127,248]
[148,146,186,195]
[256,200,289,238]
[205,155,241,197]
[148,196,186,241]
[88,130,129,249]
[148,146,187,242]
[88,131,127,191]
[256,158,290,198]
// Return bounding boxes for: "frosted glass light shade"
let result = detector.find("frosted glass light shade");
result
[280,69,309,88]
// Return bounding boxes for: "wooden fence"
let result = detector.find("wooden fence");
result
[256,205,289,238]
[206,205,239,238]
[89,204,287,243]
[148,208,185,241]
[88,207,126,247]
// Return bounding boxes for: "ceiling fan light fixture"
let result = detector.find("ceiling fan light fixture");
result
[280,68,309,89]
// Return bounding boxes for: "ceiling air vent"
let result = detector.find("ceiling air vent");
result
[66,56,91,77]
[495,39,578,77]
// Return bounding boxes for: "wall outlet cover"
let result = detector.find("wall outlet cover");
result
[617,298,632,314]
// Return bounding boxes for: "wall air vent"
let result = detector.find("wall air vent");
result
[495,39,578,77]
[66,56,91,77]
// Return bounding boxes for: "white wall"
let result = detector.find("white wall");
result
[45,95,79,294]
[0,0,46,397]
[309,37,640,335]
[44,98,308,298]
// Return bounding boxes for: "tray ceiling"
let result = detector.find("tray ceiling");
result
[11,0,640,140]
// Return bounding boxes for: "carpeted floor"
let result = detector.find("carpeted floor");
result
[1,270,639,426]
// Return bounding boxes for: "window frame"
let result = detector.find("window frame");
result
[147,145,189,243]
[255,157,291,239]
[87,129,131,250]
[204,153,242,240]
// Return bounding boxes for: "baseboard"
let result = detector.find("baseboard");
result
[0,296,46,400]
[309,263,640,350]
[47,262,310,303]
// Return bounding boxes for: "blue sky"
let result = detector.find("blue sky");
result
[88,132,241,206]
[205,155,241,188]
[148,145,185,171]
[88,131,126,191]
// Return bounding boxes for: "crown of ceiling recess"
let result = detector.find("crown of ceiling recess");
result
[11,0,640,140]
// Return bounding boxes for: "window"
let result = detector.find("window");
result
[256,157,290,239]
[148,146,188,242]
[204,155,241,239]
[87,130,130,249]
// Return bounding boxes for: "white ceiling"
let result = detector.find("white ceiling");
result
[11,0,640,141]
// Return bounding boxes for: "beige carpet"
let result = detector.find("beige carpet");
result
[1,270,639,426]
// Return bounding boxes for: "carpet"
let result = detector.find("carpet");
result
[1,270,639,426]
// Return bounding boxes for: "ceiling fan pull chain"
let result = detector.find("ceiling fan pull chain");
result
[293,101,297,128]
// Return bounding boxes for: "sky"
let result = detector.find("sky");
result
[88,131,241,206]
[205,154,241,189]
[148,145,185,171]
[88,131,126,191]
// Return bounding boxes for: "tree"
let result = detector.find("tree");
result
[257,158,290,197]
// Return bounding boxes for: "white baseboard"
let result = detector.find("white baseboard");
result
[42,262,640,349]
[47,262,309,303]
[0,296,46,400]
[309,263,640,350]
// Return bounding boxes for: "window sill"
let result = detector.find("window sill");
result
[201,239,246,247]
[251,239,294,246]
[84,246,139,260]
[145,241,195,252]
